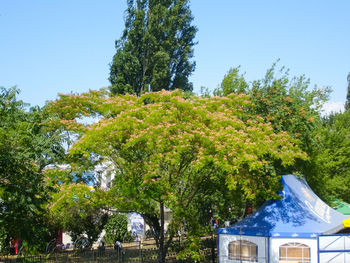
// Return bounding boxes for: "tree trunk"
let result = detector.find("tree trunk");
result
[242,199,252,219]
[158,201,165,263]
[141,213,160,248]
[141,203,169,263]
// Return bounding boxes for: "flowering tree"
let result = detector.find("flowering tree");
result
[48,89,306,262]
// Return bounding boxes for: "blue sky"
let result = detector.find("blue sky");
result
[1,0,349,112]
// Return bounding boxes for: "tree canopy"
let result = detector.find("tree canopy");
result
[0,87,64,253]
[48,89,306,262]
[47,183,108,246]
[103,213,129,244]
[214,64,330,179]
[109,0,197,96]
[345,72,350,111]
[314,111,350,203]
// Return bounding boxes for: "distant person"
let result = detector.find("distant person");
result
[114,240,122,251]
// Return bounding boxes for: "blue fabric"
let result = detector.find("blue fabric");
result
[218,175,348,238]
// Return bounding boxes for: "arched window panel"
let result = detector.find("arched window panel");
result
[228,240,258,262]
[279,242,310,263]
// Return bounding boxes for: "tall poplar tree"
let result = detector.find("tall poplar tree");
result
[109,0,197,96]
[345,72,350,111]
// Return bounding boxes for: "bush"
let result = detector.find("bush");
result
[103,213,128,244]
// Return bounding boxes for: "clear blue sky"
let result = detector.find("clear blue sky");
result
[1,0,349,111]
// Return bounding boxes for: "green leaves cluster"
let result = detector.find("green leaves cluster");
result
[47,183,108,246]
[109,0,197,95]
[345,73,350,111]
[213,64,350,209]
[48,89,306,261]
[310,110,350,203]
[213,63,330,177]
[103,213,128,244]
[0,87,64,253]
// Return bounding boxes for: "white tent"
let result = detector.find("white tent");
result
[218,175,350,263]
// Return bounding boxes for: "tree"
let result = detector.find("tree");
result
[47,183,108,247]
[103,213,128,244]
[48,89,306,262]
[215,64,330,178]
[0,87,64,253]
[109,0,197,96]
[345,73,350,111]
[310,110,350,203]
[213,67,249,96]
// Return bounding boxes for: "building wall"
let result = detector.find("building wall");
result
[62,233,73,247]
[94,161,115,190]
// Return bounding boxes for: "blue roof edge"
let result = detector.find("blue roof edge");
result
[218,227,320,238]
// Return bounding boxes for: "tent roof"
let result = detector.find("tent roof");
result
[218,175,349,238]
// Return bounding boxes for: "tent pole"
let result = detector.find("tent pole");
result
[240,226,242,263]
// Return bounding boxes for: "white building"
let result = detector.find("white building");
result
[94,161,115,190]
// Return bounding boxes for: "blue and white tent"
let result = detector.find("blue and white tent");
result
[218,174,350,263]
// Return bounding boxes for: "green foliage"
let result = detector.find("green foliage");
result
[48,89,306,261]
[109,0,197,95]
[311,111,350,203]
[103,213,128,244]
[251,64,329,152]
[0,87,64,253]
[48,183,108,246]
[215,63,330,178]
[177,235,203,262]
[0,226,9,255]
[345,73,350,111]
[213,67,249,96]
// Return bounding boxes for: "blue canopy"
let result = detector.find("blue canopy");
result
[218,174,349,238]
